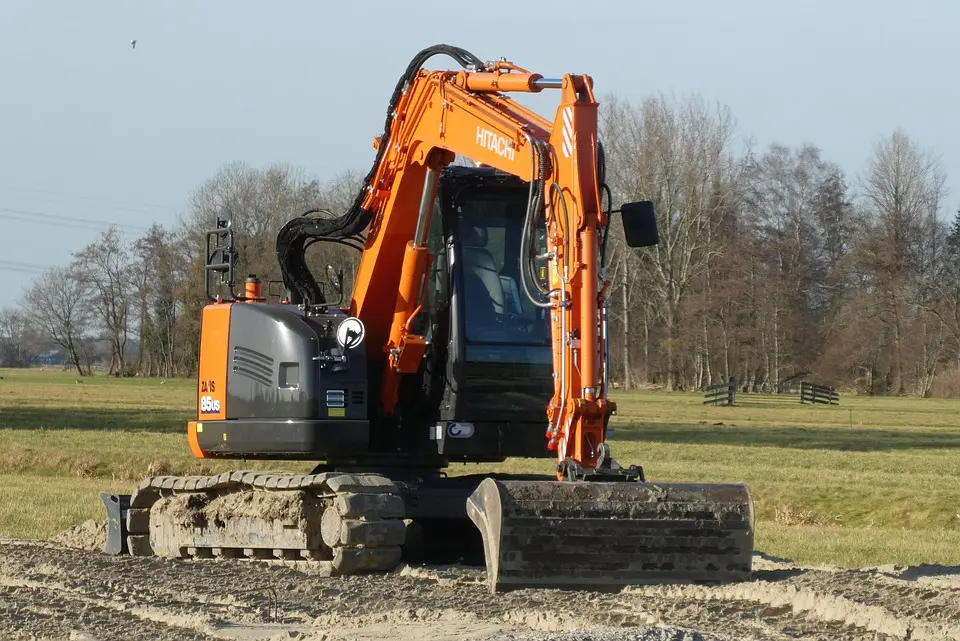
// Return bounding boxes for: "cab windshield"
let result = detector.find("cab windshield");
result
[453,192,552,360]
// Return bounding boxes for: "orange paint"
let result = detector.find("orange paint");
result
[461,71,545,93]
[187,421,206,458]
[343,56,614,473]
[196,303,231,424]
[243,275,263,302]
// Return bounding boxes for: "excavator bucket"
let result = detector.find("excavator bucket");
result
[466,478,754,593]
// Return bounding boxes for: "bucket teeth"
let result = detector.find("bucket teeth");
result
[466,478,754,593]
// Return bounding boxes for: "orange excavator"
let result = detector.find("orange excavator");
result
[100,44,754,593]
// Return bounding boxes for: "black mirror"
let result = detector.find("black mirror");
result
[619,201,659,248]
[326,264,341,290]
[326,264,345,305]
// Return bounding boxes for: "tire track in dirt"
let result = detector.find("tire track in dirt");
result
[0,581,219,641]
[617,561,960,641]
[2,539,958,641]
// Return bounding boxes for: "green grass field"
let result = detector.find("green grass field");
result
[1,366,959,567]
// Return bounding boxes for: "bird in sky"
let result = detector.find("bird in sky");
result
[130,39,137,49]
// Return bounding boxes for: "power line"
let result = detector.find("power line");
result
[0,207,153,232]
[0,206,166,278]
[3,197,166,218]
[0,259,47,269]
[0,183,175,215]
[0,212,116,232]
[0,260,50,275]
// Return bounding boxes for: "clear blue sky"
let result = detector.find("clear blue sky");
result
[1,0,957,308]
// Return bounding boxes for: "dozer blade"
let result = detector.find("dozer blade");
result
[466,478,754,593]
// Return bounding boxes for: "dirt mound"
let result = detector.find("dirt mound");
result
[51,519,105,552]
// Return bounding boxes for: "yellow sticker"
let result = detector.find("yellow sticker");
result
[540,266,546,279]
[196,423,203,433]
[328,407,346,417]
[222,432,227,441]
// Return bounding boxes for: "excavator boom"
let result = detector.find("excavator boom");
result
[100,44,754,594]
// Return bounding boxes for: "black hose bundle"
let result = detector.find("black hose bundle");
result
[276,45,487,306]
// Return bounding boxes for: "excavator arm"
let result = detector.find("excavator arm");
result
[343,52,648,479]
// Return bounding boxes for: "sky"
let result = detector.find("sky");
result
[1,0,958,308]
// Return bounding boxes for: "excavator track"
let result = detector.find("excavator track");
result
[104,470,754,594]
[117,470,406,576]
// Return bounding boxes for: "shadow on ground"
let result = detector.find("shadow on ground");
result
[0,406,189,433]
[610,422,960,452]
[7,405,960,453]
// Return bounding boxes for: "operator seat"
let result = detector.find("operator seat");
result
[460,224,505,337]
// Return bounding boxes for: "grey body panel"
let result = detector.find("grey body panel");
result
[196,418,369,458]
[225,303,368,423]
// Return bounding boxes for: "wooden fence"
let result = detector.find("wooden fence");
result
[701,378,838,407]
[800,381,840,405]
[703,377,736,406]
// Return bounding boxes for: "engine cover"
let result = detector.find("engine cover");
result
[191,302,371,459]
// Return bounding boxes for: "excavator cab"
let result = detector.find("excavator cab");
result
[400,166,557,463]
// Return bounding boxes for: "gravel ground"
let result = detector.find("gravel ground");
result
[1,525,958,641]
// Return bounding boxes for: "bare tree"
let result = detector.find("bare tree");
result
[922,207,960,365]
[180,161,326,289]
[600,92,741,390]
[20,266,94,375]
[856,129,947,394]
[72,226,135,376]
[130,223,184,377]
[0,306,41,367]
[740,143,838,387]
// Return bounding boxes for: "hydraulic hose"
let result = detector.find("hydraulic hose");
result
[518,136,553,309]
[277,45,488,305]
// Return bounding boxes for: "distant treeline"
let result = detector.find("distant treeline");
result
[3,92,959,397]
